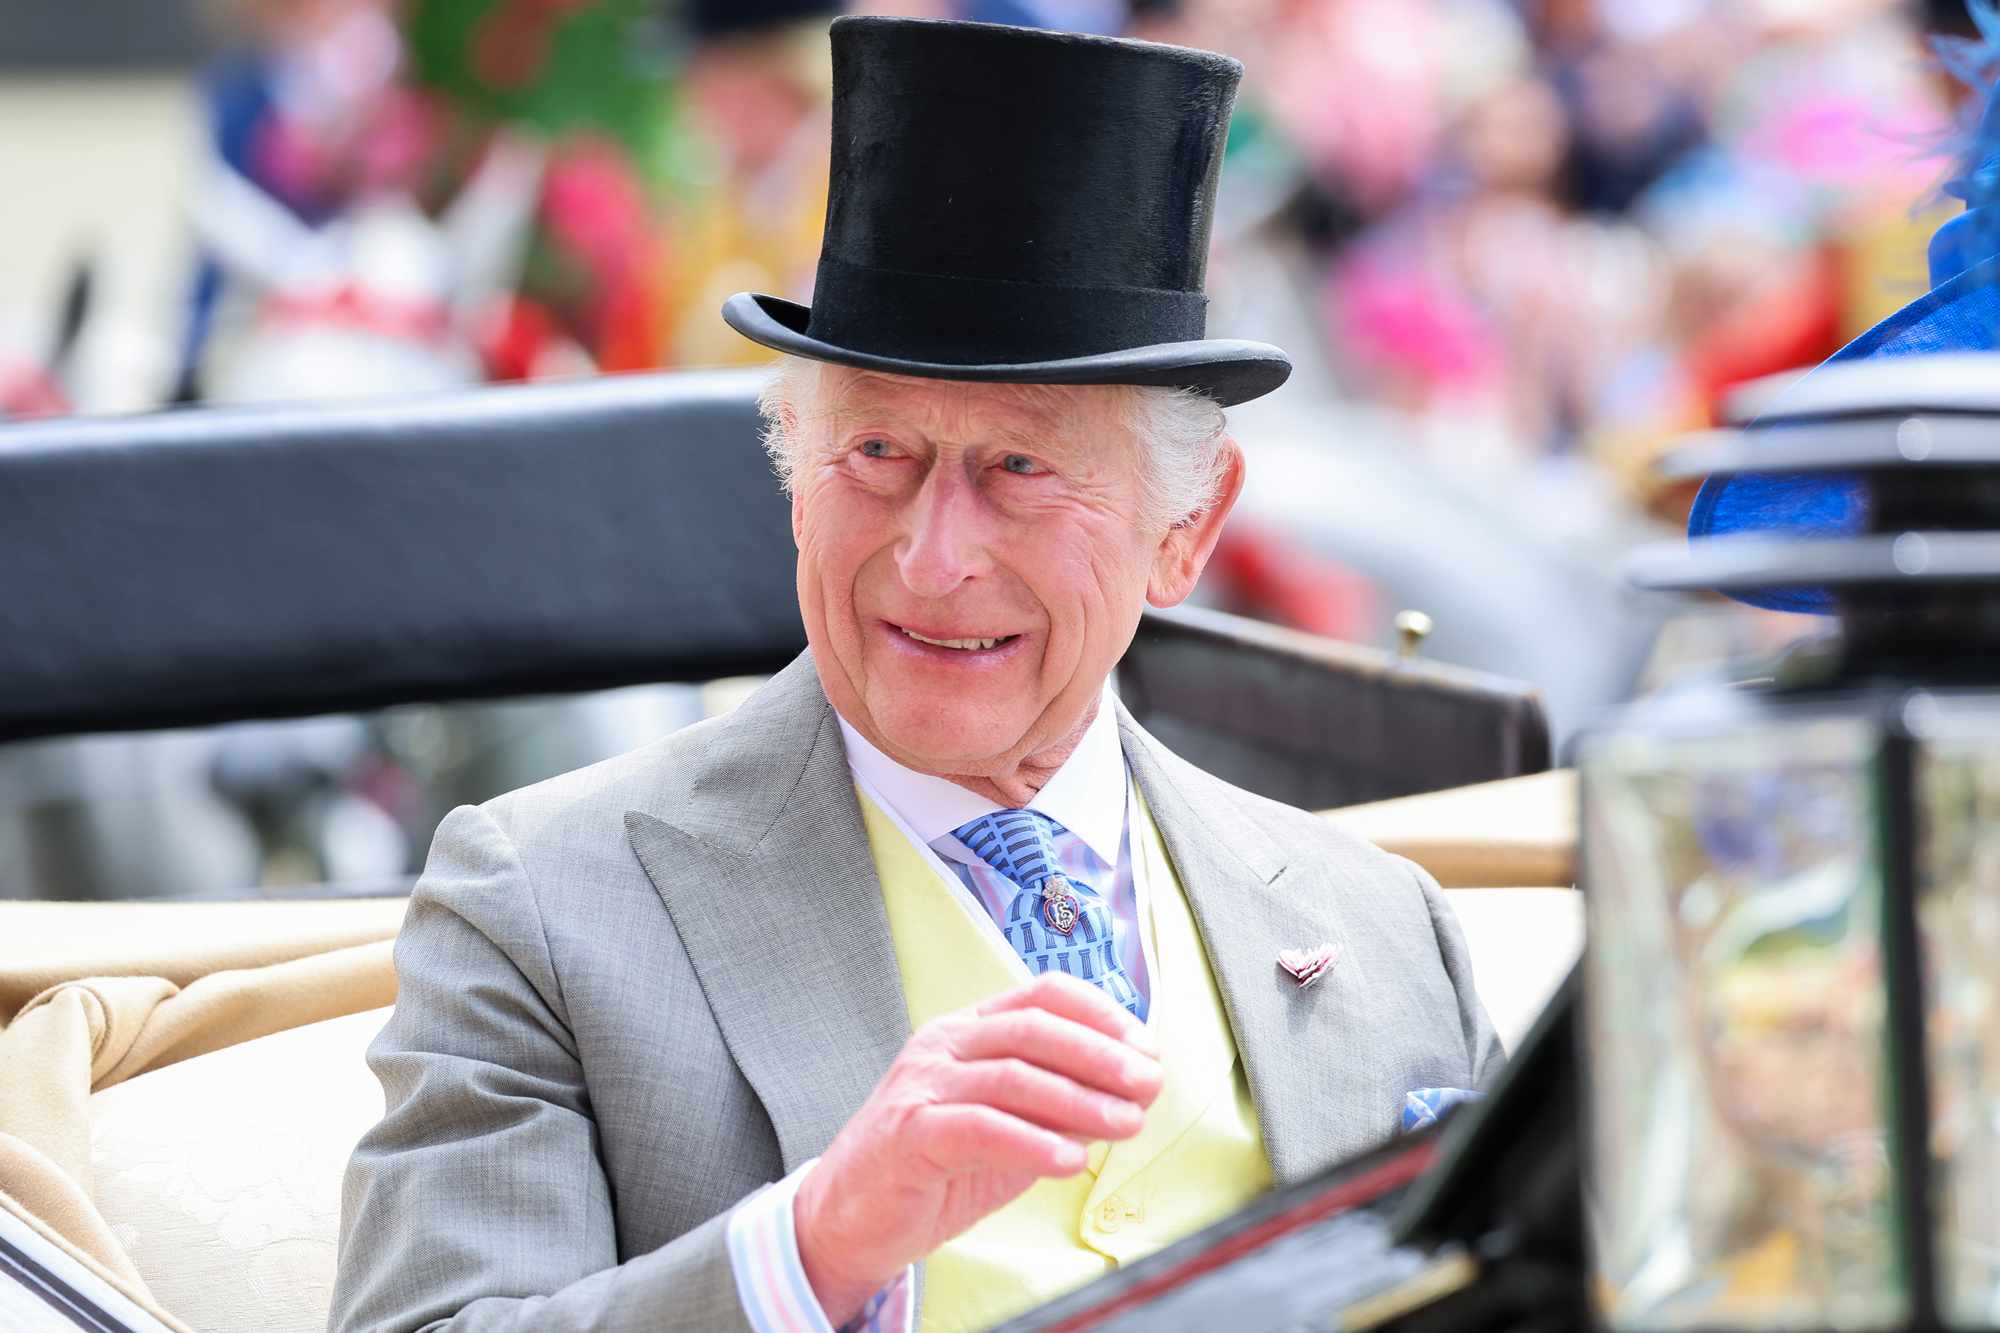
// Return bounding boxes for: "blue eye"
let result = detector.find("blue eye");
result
[1001,454,1038,475]
[859,438,891,458]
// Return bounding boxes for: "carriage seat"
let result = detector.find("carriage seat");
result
[0,775,1580,1333]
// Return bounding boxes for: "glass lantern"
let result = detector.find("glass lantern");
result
[1580,355,2000,1330]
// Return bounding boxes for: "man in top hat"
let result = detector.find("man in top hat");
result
[330,18,1498,1333]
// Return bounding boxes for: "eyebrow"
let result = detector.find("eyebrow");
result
[823,399,1069,456]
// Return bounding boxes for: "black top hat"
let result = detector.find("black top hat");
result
[721,17,1291,406]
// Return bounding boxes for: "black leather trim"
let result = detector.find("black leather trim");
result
[0,371,805,741]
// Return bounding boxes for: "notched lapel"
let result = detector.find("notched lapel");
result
[625,660,911,1170]
[1119,714,1387,1183]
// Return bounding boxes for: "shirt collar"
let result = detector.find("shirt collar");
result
[835,684,1127,866]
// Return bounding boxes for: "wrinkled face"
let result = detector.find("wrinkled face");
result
[790,367,1236,783]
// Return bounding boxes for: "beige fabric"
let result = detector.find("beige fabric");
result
[1440,888,1581,1052]
[0,1182,192,1332]
[1326,769,1577,889]
[0,897,408,1017]
[89,1008,391,1333]
[0,923,399,1303]
[0,1132,159,1297]
[3,977,177,1201]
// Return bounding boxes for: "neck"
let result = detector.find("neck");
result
[937,698,1101,809]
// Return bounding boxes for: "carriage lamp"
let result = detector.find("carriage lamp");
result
[1578,354,2000,1330]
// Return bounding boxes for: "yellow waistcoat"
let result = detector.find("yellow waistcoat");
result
[856,789,1273,1333]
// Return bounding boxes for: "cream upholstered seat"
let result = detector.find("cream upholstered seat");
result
[0,898,404,1331]
[87,1008,389,1333]
[1444,887,1579,1050]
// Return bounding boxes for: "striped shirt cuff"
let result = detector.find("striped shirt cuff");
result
[726,1158,914,1333]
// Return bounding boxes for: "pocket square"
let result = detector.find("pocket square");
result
[1401,1086,1481,1133]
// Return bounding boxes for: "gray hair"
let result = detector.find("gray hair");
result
[757,355,1230,530]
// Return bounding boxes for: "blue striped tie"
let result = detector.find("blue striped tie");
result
[950,808,1145,1020]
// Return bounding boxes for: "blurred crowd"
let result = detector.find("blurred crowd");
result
[1200,0,1976,524]
[5,0,1988,521]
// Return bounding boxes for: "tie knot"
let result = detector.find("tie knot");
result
[951,808,1067,890]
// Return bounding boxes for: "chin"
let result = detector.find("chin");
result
[868,693,1028,775]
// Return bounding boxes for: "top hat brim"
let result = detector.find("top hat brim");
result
[723,292,1293,407]
[1687,255,2000,614]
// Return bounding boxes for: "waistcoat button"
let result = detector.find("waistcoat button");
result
[1096,1197,1125,1232]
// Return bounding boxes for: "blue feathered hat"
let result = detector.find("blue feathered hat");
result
[1688,49,2000,614]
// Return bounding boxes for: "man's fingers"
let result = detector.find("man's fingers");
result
[912,1103,1089,1179]
[946,1009,1163,1106]
[973,972,1151,1048]
[937,1057,1146,1141]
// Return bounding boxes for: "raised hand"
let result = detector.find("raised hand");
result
[793,973,1163,1325]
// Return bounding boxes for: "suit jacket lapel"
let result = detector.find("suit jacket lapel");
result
[1118,711,1385,1183]
[625,655,911,1171]
[625,665,1383,1190]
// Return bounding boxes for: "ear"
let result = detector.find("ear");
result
[1146,438,1244,608]
[777,400,807,549]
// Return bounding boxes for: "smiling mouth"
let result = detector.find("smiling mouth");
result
[898,627,1020,651]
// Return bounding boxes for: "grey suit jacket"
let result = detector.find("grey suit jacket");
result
[330,655,1500,1333]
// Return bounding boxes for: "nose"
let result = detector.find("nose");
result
[895,462,989,600]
